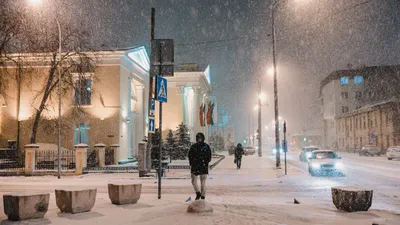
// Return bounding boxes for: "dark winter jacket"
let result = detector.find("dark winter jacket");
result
[235,146,245,159]
[188,142,212,175]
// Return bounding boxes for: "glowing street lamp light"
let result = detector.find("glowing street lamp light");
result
[267,67,274,76]
[259,92,267,101]
[28,0,42,5]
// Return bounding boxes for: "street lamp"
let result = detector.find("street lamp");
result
[271,0,281,168]
[267,67,274,76]
[29,0,63,179]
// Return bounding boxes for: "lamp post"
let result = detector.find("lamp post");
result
[29,0,63,178]
[271,0,280,168]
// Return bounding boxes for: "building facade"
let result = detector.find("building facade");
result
[320,65,400,148]
[0,48,216,162]
[335,100,400,151]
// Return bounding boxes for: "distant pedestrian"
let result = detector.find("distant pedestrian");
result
[188,132,212,200]
[234,143,244,169]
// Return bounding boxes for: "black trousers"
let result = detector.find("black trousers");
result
[236,157,242,169]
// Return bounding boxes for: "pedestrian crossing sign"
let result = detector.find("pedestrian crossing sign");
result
[156,76,168,103]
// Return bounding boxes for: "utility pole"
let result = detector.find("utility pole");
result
[248,113,251,146]
[145,8,155,175]
[283,121,287,175]
[271,1,281,168]
[258,79,262,157]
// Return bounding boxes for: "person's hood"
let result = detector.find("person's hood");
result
[196,133,205,142]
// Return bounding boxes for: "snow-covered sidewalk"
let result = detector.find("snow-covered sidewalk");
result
[0,154,398,224]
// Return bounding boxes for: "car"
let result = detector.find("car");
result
[272,147,284,155]
[359,145,381,156]
[308,150,344,176]
[243,146,256,156]
[299,146,321,162]
[386,146,400,160]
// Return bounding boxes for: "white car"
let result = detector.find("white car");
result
[386,146,400,160]
[299,146,321,162]
[359,145,382,156]
[243,146,256,156]
[308,150,344,176]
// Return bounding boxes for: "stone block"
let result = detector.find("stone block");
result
[108,183,142,205]
[55,188,97,214]
[187,200,213,213]
[3,192,50,221]
[332,186,373,212]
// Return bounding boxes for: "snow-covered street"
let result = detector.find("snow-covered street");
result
[0,151,399,224]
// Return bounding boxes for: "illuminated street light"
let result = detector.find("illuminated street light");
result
[267,67,274,76]
[28,0,42,6]
[259,92,267,101]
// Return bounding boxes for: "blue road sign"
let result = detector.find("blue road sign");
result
[150,98,156,111]
[156,76,168,103]
[149,117,155,134]
[150,98,155,116]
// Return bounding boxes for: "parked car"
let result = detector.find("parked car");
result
[308,150,344,176]
[243,146,256,156]
[359,145,381,156]
[228,146,236,155]
[386,146,400,160]
[299,146,321,162]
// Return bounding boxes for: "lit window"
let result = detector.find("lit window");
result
[74,75,92,105]
[340,77,349,85]
[354,75,363,84]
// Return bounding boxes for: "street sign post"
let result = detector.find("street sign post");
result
[155,76,168,103]
[151,39,174,200]
[283,121,287,175]
[149,117,155,134]
[151,39,174,77]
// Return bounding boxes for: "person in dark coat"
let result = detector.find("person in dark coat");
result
[188,132,212,200]
[234,143,245,169]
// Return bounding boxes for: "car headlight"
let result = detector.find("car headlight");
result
[306,152,312,158]
[311,163,320,169]
[335,162,344,169]
[273,149,277,154]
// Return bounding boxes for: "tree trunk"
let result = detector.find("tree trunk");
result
[29,61,58,144]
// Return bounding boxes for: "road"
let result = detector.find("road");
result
[266,149,400,212]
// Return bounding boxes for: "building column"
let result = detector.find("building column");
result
[192,86,202,142]
[135,85,145,158]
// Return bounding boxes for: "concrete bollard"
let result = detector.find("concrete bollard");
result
[94,143,106,167]
[3,192,50,221]
[24,144,39,176]
[55,188,97,214]
[110,144,120,165]
[74,144,88,175]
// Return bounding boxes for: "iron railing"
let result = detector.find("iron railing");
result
[35,149,75,171]
[86,149,98,168]
[0,148,24,170]
[105,148,114,165]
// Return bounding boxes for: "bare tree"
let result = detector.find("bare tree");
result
[0,2,96,145]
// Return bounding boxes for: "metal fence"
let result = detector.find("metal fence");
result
[105,148,114,165]
[35,149,75,171]
[0,148,24,170]
[86,149,98,168]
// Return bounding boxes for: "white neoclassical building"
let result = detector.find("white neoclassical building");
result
[0,46,216,163]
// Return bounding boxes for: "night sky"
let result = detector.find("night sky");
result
[7,0,400,141]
